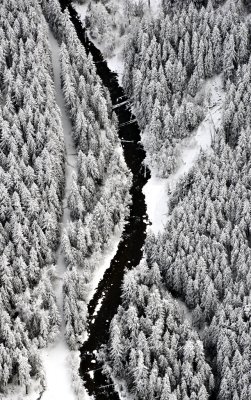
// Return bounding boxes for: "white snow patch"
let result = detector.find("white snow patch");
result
[143,75,225,234]
[88,371,94,380]
[93,295,104,317]
[74,2,89,23]
[143,176,168,233]
[41,344,76,400]
[176,298,193,326]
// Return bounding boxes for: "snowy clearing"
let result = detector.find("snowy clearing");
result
[143,75,225,234]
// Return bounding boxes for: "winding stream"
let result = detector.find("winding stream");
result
[58,1,150,398]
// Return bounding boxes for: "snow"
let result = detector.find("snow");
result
[41,344,76,400]
[93,296,104,317]
[176,298,193,326]
[143,176,168,233]
[105,43,124,86]
[143,75,225,234]
[89,371,94,380]
[48,29,77,217]
[74,2,88,22]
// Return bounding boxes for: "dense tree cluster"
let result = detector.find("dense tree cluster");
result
[223,62,251,147]
[59,11,131,261]
[84,0,148,56]
[104,262,214,399]
[150,120,251,397]
[161,0,227,11]
[123,0,248,176]
[41,0,132,348]
[0,0,65,393]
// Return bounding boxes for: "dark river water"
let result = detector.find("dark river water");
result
[59,1,150,398]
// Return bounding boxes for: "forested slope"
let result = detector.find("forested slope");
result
[0,0,131,396]
[105,0,251,399]
[0,0,64,393]
[103,262,214,399]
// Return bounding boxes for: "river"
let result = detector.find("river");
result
[57,1,150,398]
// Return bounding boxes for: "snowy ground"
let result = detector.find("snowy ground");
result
[143,75,225,234]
